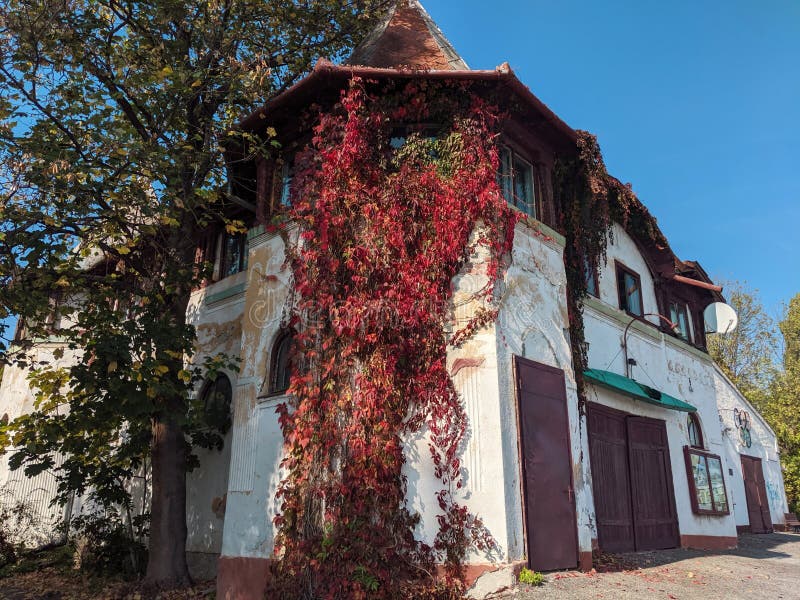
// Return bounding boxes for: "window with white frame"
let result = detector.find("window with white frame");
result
[669,301,692,342]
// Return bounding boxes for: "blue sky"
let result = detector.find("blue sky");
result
[423,0,799,318]
[3,1,796,344]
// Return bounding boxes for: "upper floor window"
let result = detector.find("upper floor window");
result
[616,263,643,316]
[267,329,295,396]
[278,160,293,207]
[218,231,248,280]
[499,147,536,218]
[584,258,599,297]
[669,301,692,342]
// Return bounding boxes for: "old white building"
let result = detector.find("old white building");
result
[0,2,790,599]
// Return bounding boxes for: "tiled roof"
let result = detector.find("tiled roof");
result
[346,0,468,70]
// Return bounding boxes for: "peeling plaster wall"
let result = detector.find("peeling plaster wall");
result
[582,222,745,541]
[403,227,510,563]
[713,367,788,527]
[185,274,247,576]
[597,224,662,330]
[492,220,596,560]
[219,228,292,562]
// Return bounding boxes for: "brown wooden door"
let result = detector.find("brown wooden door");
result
[515,357,578,571]
[626,417,680,550]
[586,404,635,552]
[741,455,773,533]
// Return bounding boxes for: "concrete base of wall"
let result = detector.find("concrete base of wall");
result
[464,562,527,599]
[216,556,271,600]
[186,551,219,581]
[578,551,593,571]
[680,534,738,551]
[216,557,528,599]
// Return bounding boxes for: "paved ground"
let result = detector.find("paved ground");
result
[510,532,800,600]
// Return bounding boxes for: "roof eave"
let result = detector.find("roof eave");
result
[239,61,577,145]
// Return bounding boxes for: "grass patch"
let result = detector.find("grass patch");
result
[518,567,544,586]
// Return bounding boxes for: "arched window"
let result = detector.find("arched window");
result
[268,330,294,396]
[687,412,704,449]
[201,374,233,430]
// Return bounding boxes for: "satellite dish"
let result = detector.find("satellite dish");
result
[704,302,738,334]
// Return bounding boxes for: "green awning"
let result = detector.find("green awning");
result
[583,368,697,413]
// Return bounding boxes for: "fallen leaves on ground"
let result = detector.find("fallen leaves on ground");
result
[0,566,214,599]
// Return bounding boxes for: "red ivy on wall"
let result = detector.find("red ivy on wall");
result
[269,78,518,599]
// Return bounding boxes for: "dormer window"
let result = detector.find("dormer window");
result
[669,301,692,342]
[616,263,643,317]
[499,147,536,218]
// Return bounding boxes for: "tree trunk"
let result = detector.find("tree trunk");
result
[145,405,192,588]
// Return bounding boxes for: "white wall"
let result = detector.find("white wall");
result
[580,221,787,542]
[0,343,81,547]
[713,366,788,528]
[596,224,661,329]
[493,219,595,559]
[219,228,291,561]
[185,273,247,573]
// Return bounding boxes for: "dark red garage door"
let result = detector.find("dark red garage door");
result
[586,404,635,552]
[741,455,773,534]
[587,404,679,552]
[515,357,578,571]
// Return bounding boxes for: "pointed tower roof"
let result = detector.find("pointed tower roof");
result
[346,0,468,70]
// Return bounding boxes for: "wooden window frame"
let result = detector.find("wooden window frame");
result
[499,145,538,219]
[669,300,693,343]
[584,257,600,298]
[267,329,295,397]
[216,230,248,281]
[615,261,644,317]
[687,412,704,449]
[683,446,730,516]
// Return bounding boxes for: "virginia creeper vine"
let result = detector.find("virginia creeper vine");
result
[269,79,516,599]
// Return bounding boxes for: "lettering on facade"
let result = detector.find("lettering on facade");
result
[667,359,713,389]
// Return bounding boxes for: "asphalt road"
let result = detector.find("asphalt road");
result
[511,532,800,600]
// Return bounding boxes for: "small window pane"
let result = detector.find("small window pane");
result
[688,414,702,448]
[512,156,535,216]
[708,457,729,513]
[498,147,536,218]
[585,258,598,297]
[499,148,514,206]
[690,453,713,511]
[279,161,293,206]
[220,233,247,279]
[670,303,692,341]
[622,272,642,315]
[269,331,294,395]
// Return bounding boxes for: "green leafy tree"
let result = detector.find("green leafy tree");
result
[708,281,779,402]
[0,0,390,588]
[765,295,800,512]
